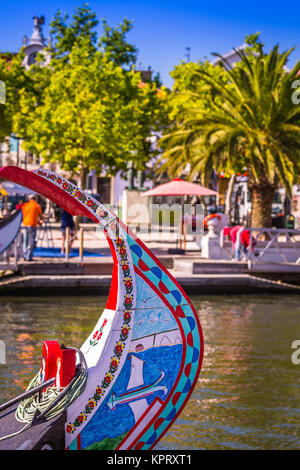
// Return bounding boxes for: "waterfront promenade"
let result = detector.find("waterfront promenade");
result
[1,223,300,295]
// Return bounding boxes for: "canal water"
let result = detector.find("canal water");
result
[0,294,300,450]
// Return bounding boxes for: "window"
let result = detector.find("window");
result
[97,177,111,204]
[28,52,37,65]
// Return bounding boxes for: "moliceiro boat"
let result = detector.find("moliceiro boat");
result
[0,209,22,255]
[0,166,204,451]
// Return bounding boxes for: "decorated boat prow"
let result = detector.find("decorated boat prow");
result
[0,166,204,450]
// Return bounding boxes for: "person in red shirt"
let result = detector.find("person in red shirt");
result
[21,195,43,261]
[222,225,256,260]
[16,200,24,210]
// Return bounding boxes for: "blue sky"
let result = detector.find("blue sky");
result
[0,0,299,88]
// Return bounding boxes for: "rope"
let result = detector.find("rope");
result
[0,367,87,442]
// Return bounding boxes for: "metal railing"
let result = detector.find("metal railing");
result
[237,227,300,267]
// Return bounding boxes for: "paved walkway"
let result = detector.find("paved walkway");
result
[1,223,300,295]
[36,223,210,262]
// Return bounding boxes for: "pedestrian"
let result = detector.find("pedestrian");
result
[16,199,24,210]
[222,225,245,260]
[238,227,256,260]
[21,194,43,261]
[61,209,76,254]
[234,226,248,261]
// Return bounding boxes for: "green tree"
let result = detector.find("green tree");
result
[50,4,138,69]
[158,36,300,227]
[15,39,167,188]
[157,59,229,183]
[0,52,32,142]
[17,41,130,187]
[99,18,137,68]
[8,5,167,190]
[50,3,99,59]
[5,5,166,190]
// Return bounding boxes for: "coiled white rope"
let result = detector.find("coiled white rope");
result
[0,367,87,442]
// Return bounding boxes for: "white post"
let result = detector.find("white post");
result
[65,227,70,262]
[79,227,84,264]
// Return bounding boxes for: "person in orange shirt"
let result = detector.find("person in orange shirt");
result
[21,195,43,261]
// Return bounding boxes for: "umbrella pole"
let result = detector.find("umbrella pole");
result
[179,195,183,250]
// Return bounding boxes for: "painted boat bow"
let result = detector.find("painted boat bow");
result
[0,166,204,450]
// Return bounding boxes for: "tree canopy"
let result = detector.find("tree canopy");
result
[0,4,168,188]
[158,34,300,226]
[0,52,32,142]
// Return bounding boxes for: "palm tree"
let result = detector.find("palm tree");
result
[158,42,300,227]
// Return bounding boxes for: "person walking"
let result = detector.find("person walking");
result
[21,195,43,261]
[60,209,76,254]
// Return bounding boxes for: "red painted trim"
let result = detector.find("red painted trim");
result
[57,348,76,388]
[0,167,98,222]
[104,231,119,311]
[41,340,61,384]
[116,396,164,449]
[77,433,81,450]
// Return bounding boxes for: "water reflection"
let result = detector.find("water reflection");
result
[0,294,300,449]
[0,296,105,400]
